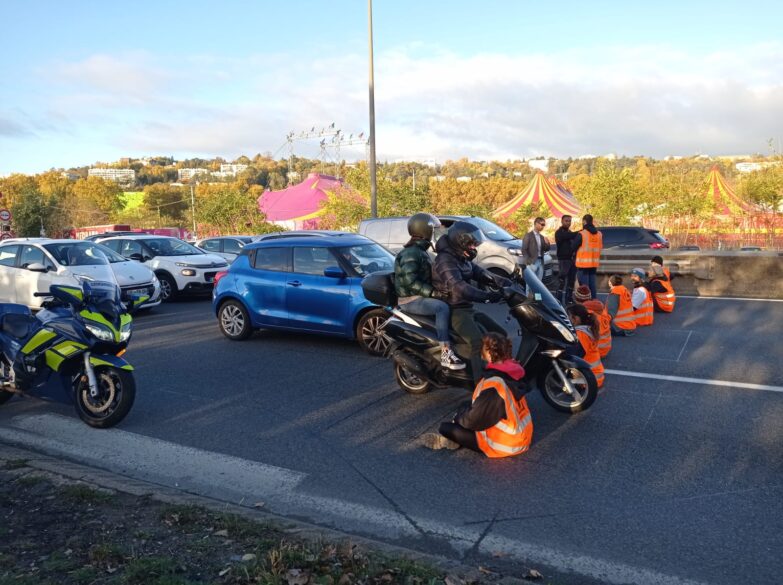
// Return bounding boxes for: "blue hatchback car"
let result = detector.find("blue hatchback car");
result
[212,231,395,355]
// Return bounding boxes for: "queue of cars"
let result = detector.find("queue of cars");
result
[0,220,673,355]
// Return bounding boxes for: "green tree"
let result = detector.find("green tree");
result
[67,177,123,226]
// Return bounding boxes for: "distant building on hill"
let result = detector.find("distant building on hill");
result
[88,168,136,184]
[178,168,210,181]
[527,159,549,172]
[219,163,248,175]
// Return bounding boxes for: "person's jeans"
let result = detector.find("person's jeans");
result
[400,297,451,343]
[577,268,597,299]
[526,259,545,296]
[557,258,577,305]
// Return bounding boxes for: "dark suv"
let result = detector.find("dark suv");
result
[599,227,669,250]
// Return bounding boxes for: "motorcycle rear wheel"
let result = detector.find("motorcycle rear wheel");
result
[538,362,597,413]
[74,366,136,428]
[395,363,431,394]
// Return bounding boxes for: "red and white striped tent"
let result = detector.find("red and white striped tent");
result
[494,172,581,219]
[707,165,754,216]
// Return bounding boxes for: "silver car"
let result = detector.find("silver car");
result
[358,215,556,285]
[195,236,256,263]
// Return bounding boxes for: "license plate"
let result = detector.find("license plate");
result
[127,288,147,298]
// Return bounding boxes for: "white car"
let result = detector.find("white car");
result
[195,236,256,263]
[95,244,162,309]
[97,235,228,301]
[0,239,131,309]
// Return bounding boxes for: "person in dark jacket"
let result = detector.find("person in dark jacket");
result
[394,213,464,370]
[422,332,533,457]
[554,214,578,305]
[644,265,672,312]
[432,221,508,383]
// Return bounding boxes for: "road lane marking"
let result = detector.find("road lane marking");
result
[0,412,715,585]
[677,295,783,302]
[605,369,783,393]
[676,330,693,362]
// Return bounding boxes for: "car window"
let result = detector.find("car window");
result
[200,239,222,252]
[293,247,335,276]
[119,240,144,258]
[335,244,395,277]
[362,221,390,243]
[388,219,410,245]
[43,243,109,266]
[224,239,242,254]
[253,247,290,272]
[19,245,53,269]
[101,239,122,252]
[142,238,203,256]
[600,229,627,247]
[0,246,20,267]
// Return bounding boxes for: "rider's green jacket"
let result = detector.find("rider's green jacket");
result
[393,238,435,299]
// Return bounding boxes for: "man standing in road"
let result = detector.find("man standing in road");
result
[555,215,578,305]
[521,217,550,290]
[573,214,603,299]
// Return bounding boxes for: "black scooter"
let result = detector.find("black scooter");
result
[362,266,598,413]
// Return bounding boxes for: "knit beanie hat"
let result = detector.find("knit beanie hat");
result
[573,285,592,302]
[631,268,646,279]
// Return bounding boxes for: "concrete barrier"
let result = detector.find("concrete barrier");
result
[594,250,783,299]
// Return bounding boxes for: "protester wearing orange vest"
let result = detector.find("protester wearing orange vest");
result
[573,284,612,358]
[651,255,671,281]
[606,275,637,336]
[630,268,654,326]
[567,304,605,388]
[422,333,533,458]
[573,214,603,299]
[646,264,676,312]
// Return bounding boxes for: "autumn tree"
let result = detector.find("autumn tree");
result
[67,176,123,226]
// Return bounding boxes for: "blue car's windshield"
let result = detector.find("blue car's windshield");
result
[336,244,394,277]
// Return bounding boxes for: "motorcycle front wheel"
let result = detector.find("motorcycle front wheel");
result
[74,366,136,428]
[538,361,597,413]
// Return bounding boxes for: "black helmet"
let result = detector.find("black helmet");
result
[447,221,483,260]
[407,213,441,240]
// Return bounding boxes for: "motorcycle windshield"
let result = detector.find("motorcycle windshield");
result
[84,281,122,321]
[523,266,572,326]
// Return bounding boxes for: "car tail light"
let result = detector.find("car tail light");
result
[213,271,229,285]
[649,242,668,249]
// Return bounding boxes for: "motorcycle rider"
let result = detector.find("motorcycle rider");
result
[394,213,465,370]
[433,221,509,384]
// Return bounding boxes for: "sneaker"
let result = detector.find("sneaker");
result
[441,347,466,370]
[421,433,460,450]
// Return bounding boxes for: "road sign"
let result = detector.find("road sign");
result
[0,233,12,240]
[0,209,10,222]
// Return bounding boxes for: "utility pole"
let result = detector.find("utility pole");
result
[368,0,378,218]
[190,183,197,240]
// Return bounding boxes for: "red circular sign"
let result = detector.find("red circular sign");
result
[0,233,12,240]
[0,209,10,222]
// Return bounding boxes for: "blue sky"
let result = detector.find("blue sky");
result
[1,0,782,174]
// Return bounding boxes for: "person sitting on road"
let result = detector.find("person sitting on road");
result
[567,304,605,388]
[650,255,671,281]
[433,221,509,384]
[394,213,464,371]
[573,285,612,358]
[421,332,533,457]
[646,264,676,313]
[630,268,654,326]
[606,275,636,336]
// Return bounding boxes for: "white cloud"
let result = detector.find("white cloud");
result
[30,42,783,162]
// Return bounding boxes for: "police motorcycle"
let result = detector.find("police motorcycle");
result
[0,278,143,428]
[362,266,598,414]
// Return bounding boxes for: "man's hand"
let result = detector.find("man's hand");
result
[431,289,448,300]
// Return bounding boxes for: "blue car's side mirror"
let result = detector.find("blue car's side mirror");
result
[324,266,346,278]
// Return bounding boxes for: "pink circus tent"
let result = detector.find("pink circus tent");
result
[258,173,344,229]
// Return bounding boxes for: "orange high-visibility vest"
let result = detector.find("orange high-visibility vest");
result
[583,299,612,357]
[653,278,676,312]
[472,376,533,459]
[632,286,654,326]
[609,285,637,331]
[575,229,602,268]
[576,326,604,388]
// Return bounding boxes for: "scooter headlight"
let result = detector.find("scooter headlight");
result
[551,321,575,343]
[85,323,114,342]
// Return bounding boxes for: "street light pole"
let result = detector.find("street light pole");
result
[190,182,197,240]
[368,0,378,218]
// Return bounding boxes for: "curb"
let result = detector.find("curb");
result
[0,442,536,585]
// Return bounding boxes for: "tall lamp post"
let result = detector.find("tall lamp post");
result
[368,0,378,218]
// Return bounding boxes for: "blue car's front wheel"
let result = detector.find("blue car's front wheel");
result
[218,300,253,341]
[356,308,391,357]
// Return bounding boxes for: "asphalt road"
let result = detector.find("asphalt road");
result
[1,295,782,585]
